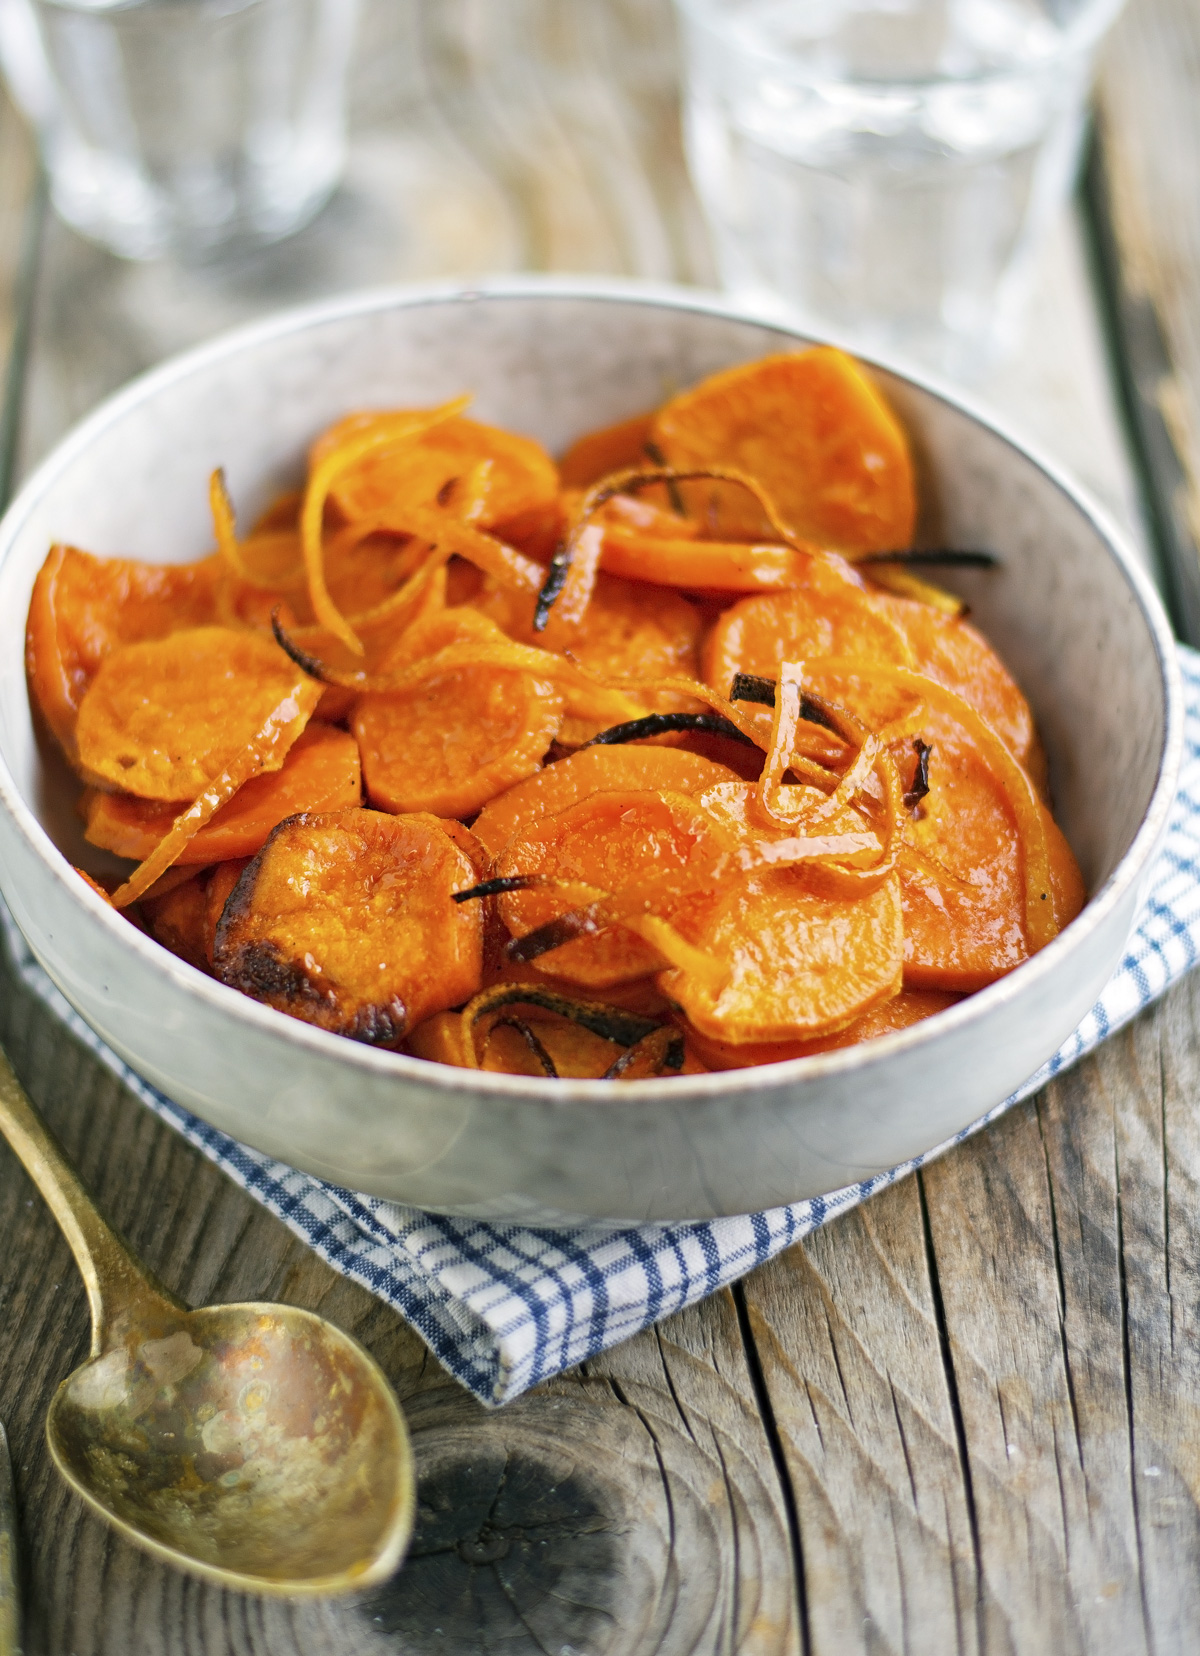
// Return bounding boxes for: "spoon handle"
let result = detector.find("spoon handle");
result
[0,1045,185,1353]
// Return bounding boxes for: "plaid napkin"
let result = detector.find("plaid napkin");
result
[3,645,1199,1406]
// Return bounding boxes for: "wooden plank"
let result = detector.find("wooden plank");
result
[735,978,1200,1656]
[738,1175,981,1654]
[1092,0,1200,635]
[920,1086,1147,1652]
[1100,955,1200,1649]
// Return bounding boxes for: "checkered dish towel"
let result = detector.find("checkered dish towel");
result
[4,645,1200,1407]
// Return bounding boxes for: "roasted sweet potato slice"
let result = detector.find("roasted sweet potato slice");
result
[702,558,915,692]
[310,412,559,541]
[26,545,221,756]
[595,524,809,591]
[472,744,741,858]
[651,348,916,553]
[141,873,211,973]
[470,571,704,742]
[75,627,317,801]
[354,664,563,819]
[213,808,483,1042]
[203,859,252,965]
[495,789,732,987]
[899,731,1084,991]
[473,568,702,665]
[84,724,362,863]
[558,412,656,489]
[684,987,961,1068]
[871,590,1038,767]
[568,481,812,590]
[662,869,904,1044]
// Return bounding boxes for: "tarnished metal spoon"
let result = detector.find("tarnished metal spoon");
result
[0,1045,414,1595]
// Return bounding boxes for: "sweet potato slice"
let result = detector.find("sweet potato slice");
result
[651,348,916,553]
[898,730,1082,991]
[141,873,211,973]
[213,808,483,1042]
[558,412,656,488]
[662,869,904,1044]
[84,724,362,863]
[495,789,732,987]
[311,412,559,540]
[75,627,316,801]
[473,569,702,665]
[871,590,1037,767]
[702,558,915,692]
[26,544,221,756]
[470,571,704,743]
[203,859,252,965]
[684,988,961,1068]
[595,525,809,591]
[472,744,741,858]
[353,664,563,819]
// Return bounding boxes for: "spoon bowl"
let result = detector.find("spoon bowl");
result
[48,1301,413,1593]
[0,1044,415,1593]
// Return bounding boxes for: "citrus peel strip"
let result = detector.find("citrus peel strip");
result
[300,395,471,655]
[534,464,819,632]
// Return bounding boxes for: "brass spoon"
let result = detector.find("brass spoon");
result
[0,1045,415,1595]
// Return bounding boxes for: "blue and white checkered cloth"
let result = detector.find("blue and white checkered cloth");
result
[4,645,1200,1406]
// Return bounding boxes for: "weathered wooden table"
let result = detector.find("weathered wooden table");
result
[1,2,1199,1650]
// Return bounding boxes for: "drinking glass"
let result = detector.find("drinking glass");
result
[674,0,1125,377]
[0,0,358,261]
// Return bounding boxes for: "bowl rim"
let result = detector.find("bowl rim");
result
[0,273,1184,1105]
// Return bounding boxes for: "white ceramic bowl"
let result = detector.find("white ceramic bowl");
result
[0,279,1182,1223]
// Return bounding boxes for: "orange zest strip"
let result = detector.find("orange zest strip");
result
[534,463,819,632]
[109,675,322,909]
[758,660,804,822]
[300,395,472,657]
[398,507,543,594]
[820,659,1058,945]
[788,695,905,892]
[810,734,882,824]
[209,470,305,593]
[552,520,605,630]
[555,663,846,785]
[272,611,647,724]
[621,914,728,994]
[282,542,453,644]
[460,458,494,524]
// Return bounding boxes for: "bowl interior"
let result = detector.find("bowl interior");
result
[0,287,1168,934]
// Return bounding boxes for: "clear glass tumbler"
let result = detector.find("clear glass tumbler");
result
[0,0,358,260]
[674,0,1125,377]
